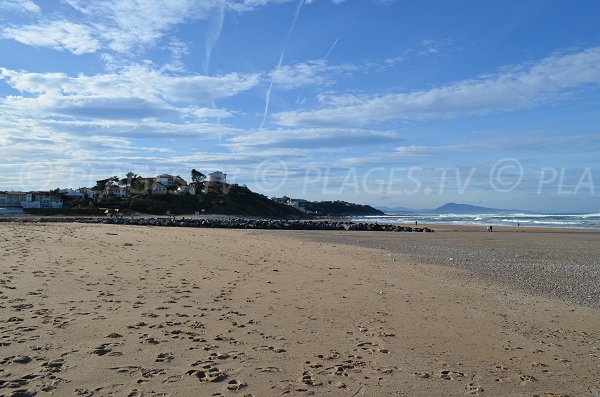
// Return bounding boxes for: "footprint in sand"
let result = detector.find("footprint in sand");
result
[0,355,32,365]
[300,369,323,386]
[74,388,94,396]
[5,389,37,397]
[226,379,247,390]
[439,370,464,380]
[316,350,341,360]
[256,366,280,373]
[413,371,431,379]
[253,345,286,353]
[155,352,174,362]
[90,343,114,356]
[465,382,484,395]
[141,337,160,345]
[519,373,537,385]
[41,358,65,373]
[187,364,227,382]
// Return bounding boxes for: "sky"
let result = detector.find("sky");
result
[1,0,600,212]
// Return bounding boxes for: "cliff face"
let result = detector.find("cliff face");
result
[100,184,302,217]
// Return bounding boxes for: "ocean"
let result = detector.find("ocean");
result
[351,212,600,229]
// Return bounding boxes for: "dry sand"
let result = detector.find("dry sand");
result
[0,223,598,397]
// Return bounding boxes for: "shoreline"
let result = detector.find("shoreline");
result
[409,223,600,234]
[2,213,600,233]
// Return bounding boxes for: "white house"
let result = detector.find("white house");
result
[21,192,63,209]
[156,174,176,186]
[60,188,84,198]
[77,187,95,198]
[286,198,308,213]
[176,185,196,195]
[287,198,301,209]
[104,186,129,198]
[208,171,227,184]
[0,192,28,208]
[151,182,168,195]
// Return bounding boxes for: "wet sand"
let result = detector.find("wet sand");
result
[0,223,598,396]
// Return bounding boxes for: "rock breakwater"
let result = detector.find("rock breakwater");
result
[1,216,434,232]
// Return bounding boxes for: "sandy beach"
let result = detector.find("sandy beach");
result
[1,222,599,397]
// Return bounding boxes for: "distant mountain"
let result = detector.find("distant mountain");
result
[431,203,521,214]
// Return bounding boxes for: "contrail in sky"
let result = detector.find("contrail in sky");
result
[204,3,225,130]
[324,36,339,59]
[260,0,304,129]
[204,2,225,75]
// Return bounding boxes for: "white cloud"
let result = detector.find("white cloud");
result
[271,60,357,89]
[0,66,259,120]
[0,112,238,190]
[275,47,600,126]
[2,0,289,54]
[1,20,100,54]
[271,61,329,89]
[226,0,293,13]
[0,65,250,171]
[63,0,216,53]
[40,118,240,138]
[227,128,401,150]
[61,0,300,53]
[1,0,355,56]
[0,0,40,14]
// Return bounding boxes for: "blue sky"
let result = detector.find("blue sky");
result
[1,0,599,212]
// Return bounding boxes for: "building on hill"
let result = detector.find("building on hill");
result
[21,192,63,209]
[60,188,84,198]
[77,187,95,198]
[154,174,187,188]
[0,192,28,208]
[151,182,168,195]
[174,176,188,186]
[208,171,227,184]
[176,185,196,195]
[286,198,308,213]
[104,186,129,198]
[156,174,176,186]
[1,191,63,209]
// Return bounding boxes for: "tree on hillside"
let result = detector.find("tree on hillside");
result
[92,178,111,192]
[131,175,147,193]
[170,176,187,189]
[121,171,138,188]
[191,169,206,186]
